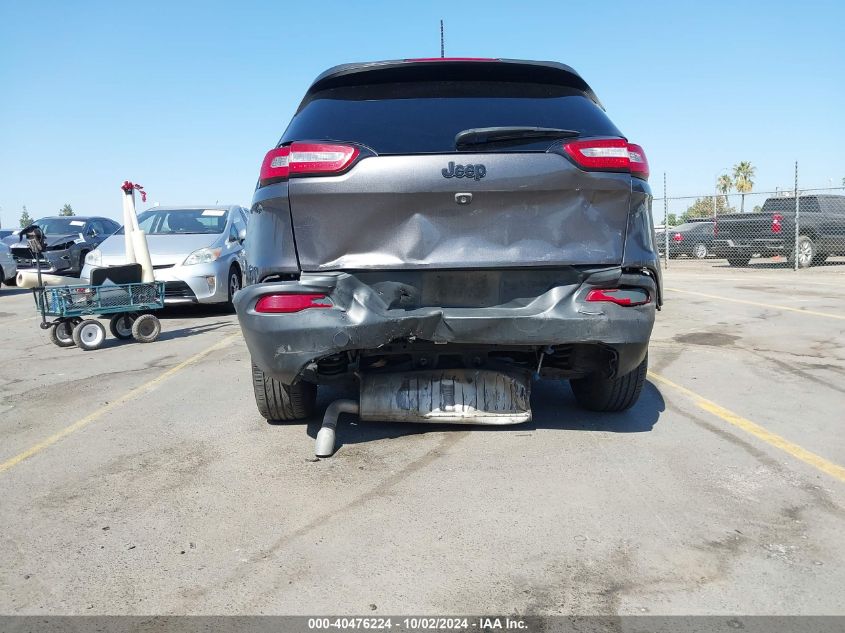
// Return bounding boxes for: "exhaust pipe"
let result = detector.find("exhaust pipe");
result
[315,399,359,457]
[315,369,530,457]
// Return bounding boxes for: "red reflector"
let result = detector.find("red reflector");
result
[772,213,783,234]
[405,57,497,62]
[258,142,359,186]
[561,139,650,180]
[255,294,332,313]
[672,232,684,242]
[585,288,650,307]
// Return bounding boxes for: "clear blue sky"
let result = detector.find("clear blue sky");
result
[1,0,843,228]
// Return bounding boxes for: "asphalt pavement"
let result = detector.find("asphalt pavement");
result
[1,261,844,615]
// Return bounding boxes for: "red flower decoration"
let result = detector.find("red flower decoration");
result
[121,181,147,202]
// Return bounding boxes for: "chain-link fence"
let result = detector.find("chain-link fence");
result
[654,175,845,270]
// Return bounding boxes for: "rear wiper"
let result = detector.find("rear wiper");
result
[455,126,579,149]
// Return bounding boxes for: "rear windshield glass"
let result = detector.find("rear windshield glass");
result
[761,197,820,213]
[282,81,623,154]
[674,222,711,231]
[118,209,229,235]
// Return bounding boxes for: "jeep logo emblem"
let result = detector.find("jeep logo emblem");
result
[441,162,486,181]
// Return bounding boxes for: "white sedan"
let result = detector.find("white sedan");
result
[82,205,249,306]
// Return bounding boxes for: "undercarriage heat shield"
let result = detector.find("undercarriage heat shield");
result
[359,369,531,425]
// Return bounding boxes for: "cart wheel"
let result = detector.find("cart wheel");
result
[50,320,76,348]
[109,313,137,340]
[131,314,161,343]
[72,319,107,351]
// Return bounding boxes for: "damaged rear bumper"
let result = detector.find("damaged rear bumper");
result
[234,269,656,385]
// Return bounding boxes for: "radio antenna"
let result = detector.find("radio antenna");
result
[440,19,445,57]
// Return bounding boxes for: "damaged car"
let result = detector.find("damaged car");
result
[0,241,17,287]
[235,58,662,436]
[9,216,119,276]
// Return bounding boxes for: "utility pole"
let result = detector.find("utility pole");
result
[793,161,800,272]
[663,173,669,269]
[440,20,445,57]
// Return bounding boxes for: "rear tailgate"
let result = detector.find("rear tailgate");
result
[716,213,776,245]
[289,153,630,270]
[281,63,634,272]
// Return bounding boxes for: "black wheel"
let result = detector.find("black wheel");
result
[131,313,161,343]
[109,313,137,339]
[252,361,316,421]
[727,253,751,267]
[227,265,242,308]
[789,236,815,268]
[72,319,106,351]
[50,320,76,347]
[570,354,648,412]
[692,243,709,259]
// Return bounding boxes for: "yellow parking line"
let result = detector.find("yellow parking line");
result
[665,287,845,320]
[648,370,845,482]
[0,332,241,475]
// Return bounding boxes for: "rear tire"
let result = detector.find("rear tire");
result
[131,313,161,343]
[227,265,241,310]
[72,319,106,351]
[50,320,76,347]
[570,354,648,412]
[727,253,751,267]
[252,362,316,421]
[789,235,815,268]
[693,243,709,259]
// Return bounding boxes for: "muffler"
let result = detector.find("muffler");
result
[315,369,531,457]
[360,369,531,425]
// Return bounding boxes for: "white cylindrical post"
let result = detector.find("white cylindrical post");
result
[122,190,137,264]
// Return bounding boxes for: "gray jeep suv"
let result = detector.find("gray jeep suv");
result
[235,58,661,424]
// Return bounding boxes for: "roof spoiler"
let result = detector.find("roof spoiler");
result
[300,58,604,110]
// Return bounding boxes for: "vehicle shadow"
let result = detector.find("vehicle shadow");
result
[88,320,233,349]
[298,379,665,453]
[156,321,233,342]
[0,287,34,296]
[156,304,236,319]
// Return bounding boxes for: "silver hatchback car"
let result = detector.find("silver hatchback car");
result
[82,205,248,305]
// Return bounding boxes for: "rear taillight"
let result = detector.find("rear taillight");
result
[585,288,650,307]
[772,213,783,234]
[258,142,360,187]
[255,293,333,313]
[672,233,684,242]
[561,139,650,180]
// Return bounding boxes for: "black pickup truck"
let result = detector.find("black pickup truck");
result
[714,195,845,267]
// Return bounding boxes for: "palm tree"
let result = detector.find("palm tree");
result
[716,174,733,213]
[733,162,756,213]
